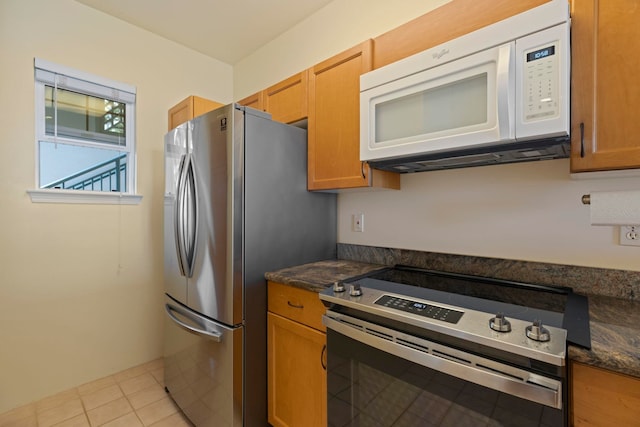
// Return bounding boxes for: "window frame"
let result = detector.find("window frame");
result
[28,58,141,205]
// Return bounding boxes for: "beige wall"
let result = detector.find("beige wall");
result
[233,0,450,100]
[235,0,640,271]
[339,160,640,270]
[0,0,232,413]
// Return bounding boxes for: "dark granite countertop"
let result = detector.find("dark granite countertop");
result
[266,259,640,379]
[569,294,640,378]
[265,259,388,292]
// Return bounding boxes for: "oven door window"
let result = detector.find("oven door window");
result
[327,330,565,427]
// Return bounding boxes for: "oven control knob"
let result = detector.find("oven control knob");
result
[333,281,345,293]
[349,284,363,297]
[489,312,511,332]
[526,319,551,342]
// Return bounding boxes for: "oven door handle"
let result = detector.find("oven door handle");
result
[323,314,563,410]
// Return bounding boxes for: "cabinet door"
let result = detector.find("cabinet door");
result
[168,95,223,130]
[264,70,308,124]
[571,0,640,172]
[268,312,326,427]
[237,91,264,112]
[308,40,400,191]
[571,362,640,426]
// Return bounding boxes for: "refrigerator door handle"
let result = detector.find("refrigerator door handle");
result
[183,154,198,277]
[165,303,223,342]
[174,154,188,277]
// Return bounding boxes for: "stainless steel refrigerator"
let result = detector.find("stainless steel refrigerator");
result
[163,104,336,426]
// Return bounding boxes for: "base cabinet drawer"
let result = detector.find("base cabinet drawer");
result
[268,281,326,331]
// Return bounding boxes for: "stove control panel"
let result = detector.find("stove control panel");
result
[375,295,464,324]
[319,278,568,365]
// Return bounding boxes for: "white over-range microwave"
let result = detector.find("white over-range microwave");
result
[360,0,571,172]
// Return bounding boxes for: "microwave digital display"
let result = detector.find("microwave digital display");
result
[526,45,555,62]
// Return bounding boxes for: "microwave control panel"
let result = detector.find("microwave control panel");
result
[523,42,560,122]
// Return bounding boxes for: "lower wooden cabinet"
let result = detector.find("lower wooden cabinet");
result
[267,281,327,427]
[267,312,326,427]
[571,361,640,426]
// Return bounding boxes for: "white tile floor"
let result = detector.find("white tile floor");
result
[0,359,193,427]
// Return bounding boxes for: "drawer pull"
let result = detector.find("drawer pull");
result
[287,301,304,309]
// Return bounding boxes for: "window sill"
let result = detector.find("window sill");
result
[27,189,143,205]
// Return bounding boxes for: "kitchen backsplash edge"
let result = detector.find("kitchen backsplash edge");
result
[337,243,640,301]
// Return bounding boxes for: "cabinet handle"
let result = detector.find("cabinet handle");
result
[287,301,304,309]
[321,344,327,370]
[580,122,585,158]
[360,161,366,179]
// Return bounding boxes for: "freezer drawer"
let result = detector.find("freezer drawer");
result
[164,296,243,427]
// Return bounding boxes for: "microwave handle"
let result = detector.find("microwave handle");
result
[496,43,515,140]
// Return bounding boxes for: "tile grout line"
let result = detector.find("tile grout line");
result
[112,380,137,427]
[100,366,157,427]
[119,371,151,427]
[0,359,186,427]
[114,361,177,427]
[76,387,91,427]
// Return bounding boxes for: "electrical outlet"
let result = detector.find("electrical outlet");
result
[619,226,640,247]
[352,213,364,232]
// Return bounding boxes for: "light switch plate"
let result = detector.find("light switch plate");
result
[352,213,364,232]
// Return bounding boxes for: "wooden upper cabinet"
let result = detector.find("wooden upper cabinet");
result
[237,91,264,112]
[308,40,400,191]
[373,0,550,69]
[264,70,308,124]
[238,71,308,124]
[168,95,224,130]
[570,0,640,172]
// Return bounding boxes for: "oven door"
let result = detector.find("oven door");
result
[324,313,566,427]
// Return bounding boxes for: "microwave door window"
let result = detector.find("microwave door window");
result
[374,73,489,144]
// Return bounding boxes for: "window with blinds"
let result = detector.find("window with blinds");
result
[34,58,137,195]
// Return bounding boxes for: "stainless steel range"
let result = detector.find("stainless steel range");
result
[320,266,590,427]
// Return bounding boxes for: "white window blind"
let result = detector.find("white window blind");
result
[29,58,141,204]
